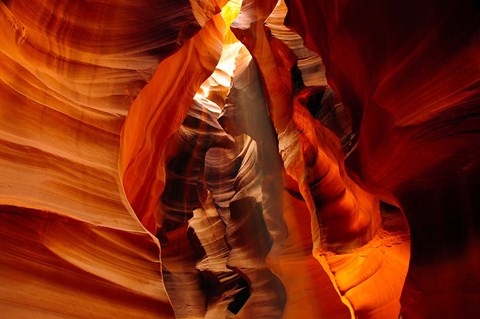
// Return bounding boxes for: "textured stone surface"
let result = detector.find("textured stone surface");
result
[285,0,480,317]
[1,0,478,318]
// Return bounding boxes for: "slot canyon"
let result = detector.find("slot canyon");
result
[0,0,479,318]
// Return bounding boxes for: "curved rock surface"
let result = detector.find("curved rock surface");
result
[1,0,478,318]
[285,0,480,317]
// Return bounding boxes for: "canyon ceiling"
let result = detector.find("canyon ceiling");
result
[0,0,479,318]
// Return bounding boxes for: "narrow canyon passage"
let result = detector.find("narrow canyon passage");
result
[1,0,479,318]
[121,1,411,318]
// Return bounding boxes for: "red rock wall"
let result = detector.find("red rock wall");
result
[285,0,480,317]
[1,0,478,318]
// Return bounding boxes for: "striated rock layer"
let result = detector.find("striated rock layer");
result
[1,0,226,317]
[285,0,480,317]
[1,0,478,318]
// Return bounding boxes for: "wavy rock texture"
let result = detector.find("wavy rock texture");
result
[0,0,225,317]
[1,0,478,318]
[285,0,480,318]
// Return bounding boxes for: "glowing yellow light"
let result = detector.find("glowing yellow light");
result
[221,0,242,44]
[197,0,248,102]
